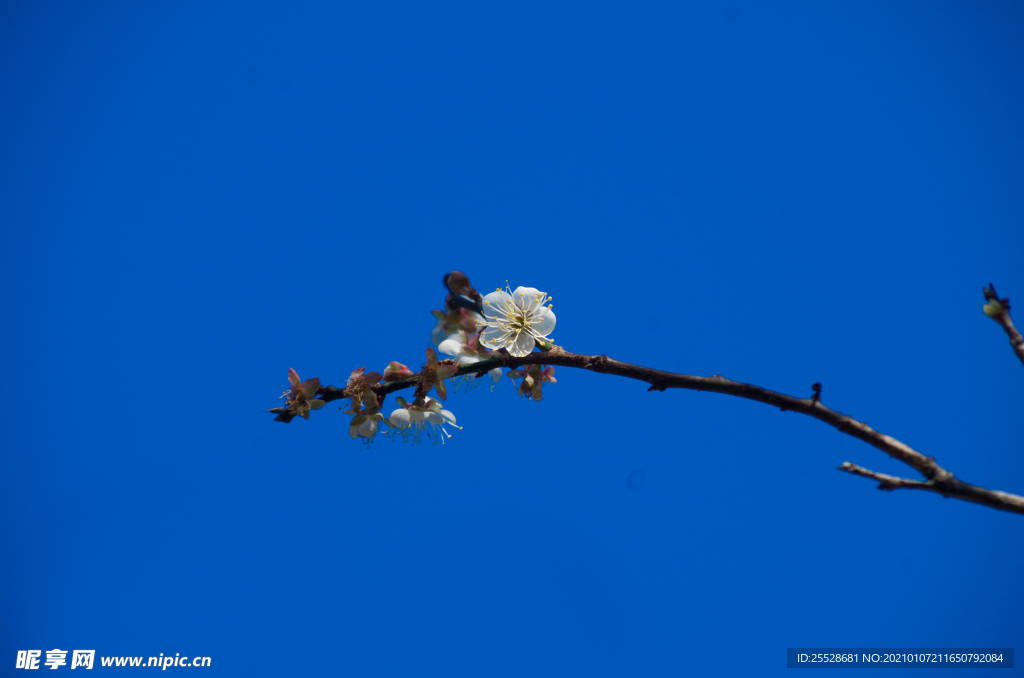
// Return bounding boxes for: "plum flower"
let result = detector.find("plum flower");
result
[386,396,461,445]
[478,285,556,357]
[438,330,502,387]
[507,364,556,400]
[418,347,460,400]
[344,388,387,443]
[268,368,325,421]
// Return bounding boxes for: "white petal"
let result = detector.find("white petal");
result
[509,331,535,357]
[488,367,502,383]
[388,409,411,428]
[357,419,377,436]
[440,409,457,425]
[425,411,445,425]
[430,323,449,347]
[482,290,513,320]
[529,307,556,337]
[438,336,464,357]
[511,286,543,314]
[481,326,510,349]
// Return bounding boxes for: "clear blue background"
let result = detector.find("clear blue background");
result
[2,1,1022,675]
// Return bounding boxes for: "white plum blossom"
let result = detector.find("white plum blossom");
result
[386,397,461,445]
[478,285,556,357]
[355,418,378,440]
[438,330,503,386]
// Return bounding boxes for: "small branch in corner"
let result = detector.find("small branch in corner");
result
[838,462,931,491]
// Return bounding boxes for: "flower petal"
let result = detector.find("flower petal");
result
[512,286,543,315]
[482,289,513,320]
[434,378,448,400]
[301,377,321,399]
[530,307,556,337]
[481,326,510,350]
[430,323,450,347]
[489,367,502,383]
[308,399,326,410]
[438,335,464,357]
[440,409,457,425]
[426,346,439,368]
[509,331,535,357]
[388,409,411,428]
[288,368,302,391]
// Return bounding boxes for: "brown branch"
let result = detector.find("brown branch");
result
[992,310,1024,367]
[838,462,934,490]
[983,283,1024,367]
[838,462,1024,513]
[299,345,1024,516]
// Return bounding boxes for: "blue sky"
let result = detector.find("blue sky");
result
[2,1,1022,675]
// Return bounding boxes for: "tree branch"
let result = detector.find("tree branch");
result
[305,345,1024,516]
[983,283,1024,368]
[993,310,1024,367]
[838,462,1024,514]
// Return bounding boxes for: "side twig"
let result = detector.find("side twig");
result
[983,283,1024,368]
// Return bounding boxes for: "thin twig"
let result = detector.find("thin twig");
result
[838,462,1024,514]
[983,283,1024,367]
[301,345,1024,515]
[838,462,933,490]
[993,311,1024,367]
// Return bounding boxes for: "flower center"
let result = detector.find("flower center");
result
[508,309,529,332]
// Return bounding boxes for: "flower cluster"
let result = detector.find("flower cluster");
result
[343,367,386,443]
[268,271,561,445]
[384,396,461,445]
[438,330,502,389]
